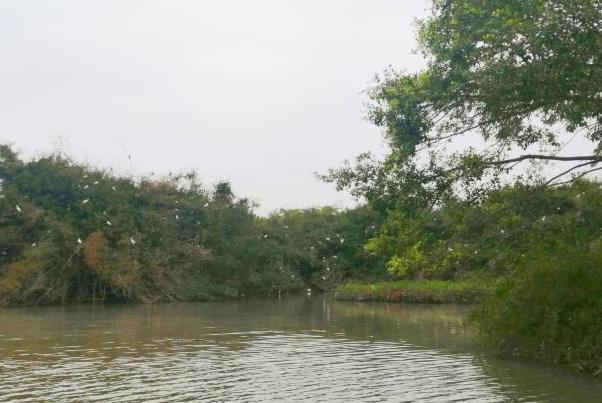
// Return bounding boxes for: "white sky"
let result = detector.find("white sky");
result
[0,0,429,214]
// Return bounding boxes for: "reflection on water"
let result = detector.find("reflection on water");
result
[0,294,600,402]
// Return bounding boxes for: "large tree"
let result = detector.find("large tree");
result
[324,0,602,211]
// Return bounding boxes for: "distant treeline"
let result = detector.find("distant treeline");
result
[0,144,383,306]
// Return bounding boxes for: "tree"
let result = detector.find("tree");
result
[323,0,602,210]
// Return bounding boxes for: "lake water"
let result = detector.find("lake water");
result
[0,294,600,402]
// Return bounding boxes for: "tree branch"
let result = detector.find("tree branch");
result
[544,161,598,186]
[551,166,602,187]
[488,154,602,166]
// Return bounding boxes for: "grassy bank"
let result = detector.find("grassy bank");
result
[335,280,492,304]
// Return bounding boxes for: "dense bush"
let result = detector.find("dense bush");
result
[362,179,602,374]
[471,244,602,375]
[366,181,602,282]
[0,145,383,305]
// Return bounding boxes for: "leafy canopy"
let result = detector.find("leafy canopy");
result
[323,0,602,210]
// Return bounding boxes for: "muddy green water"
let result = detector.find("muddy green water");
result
[0,294,600,402]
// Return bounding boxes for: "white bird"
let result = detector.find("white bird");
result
[321,276,326,280]
[333,255,337,259]
[93,181,99,185]
[83,174,88,179]
[340,239,345,244]
[77,238,82,244]
[448,247,454,252]
[326,267,330,271]
[83,184,89,189]
[542,216,546,221]
[31,242,36,247]
[15,204,21,213]
[82,199,90,204]
[310,246,314,250]
[130,237,136,245]
[306,288,311,293]
[175,215,180,220]
[112,186,117,191]
[106,220,112,226]
[263,234,269,238]
[203,203,209,207]
[0,194,5,199]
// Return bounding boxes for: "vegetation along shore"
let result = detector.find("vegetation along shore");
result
[1,0,601,377]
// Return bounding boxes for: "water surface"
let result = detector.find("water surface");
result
[0,294,600,402]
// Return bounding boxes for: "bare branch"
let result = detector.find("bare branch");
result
[544,161,598,186]
[551,166,602,187]
[488,154,602,166]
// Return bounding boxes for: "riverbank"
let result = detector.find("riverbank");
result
[334,280,492,304]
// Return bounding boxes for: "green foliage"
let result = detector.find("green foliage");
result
[365,181,602,282]
[0,146,384,305]
[323,0,602,210]
[336,279,491,304]
[360,178,602,374]
[471,244,602,375]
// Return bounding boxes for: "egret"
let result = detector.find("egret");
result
[175,215,180,220]
[93,181,99,185]
[77,238,82,244]
[130,237,136,245]
[106,220,112,226]
[325,237,330,241]
[112,186,117,191]
[326,267,330,271]
[83,185,89,189]
[82,199,90,204]
[264,234,269,238]
[15,204,21,213]
[31,242,36,247]
[340,238,345,244]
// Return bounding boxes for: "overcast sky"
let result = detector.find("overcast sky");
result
[0,0,429,214]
